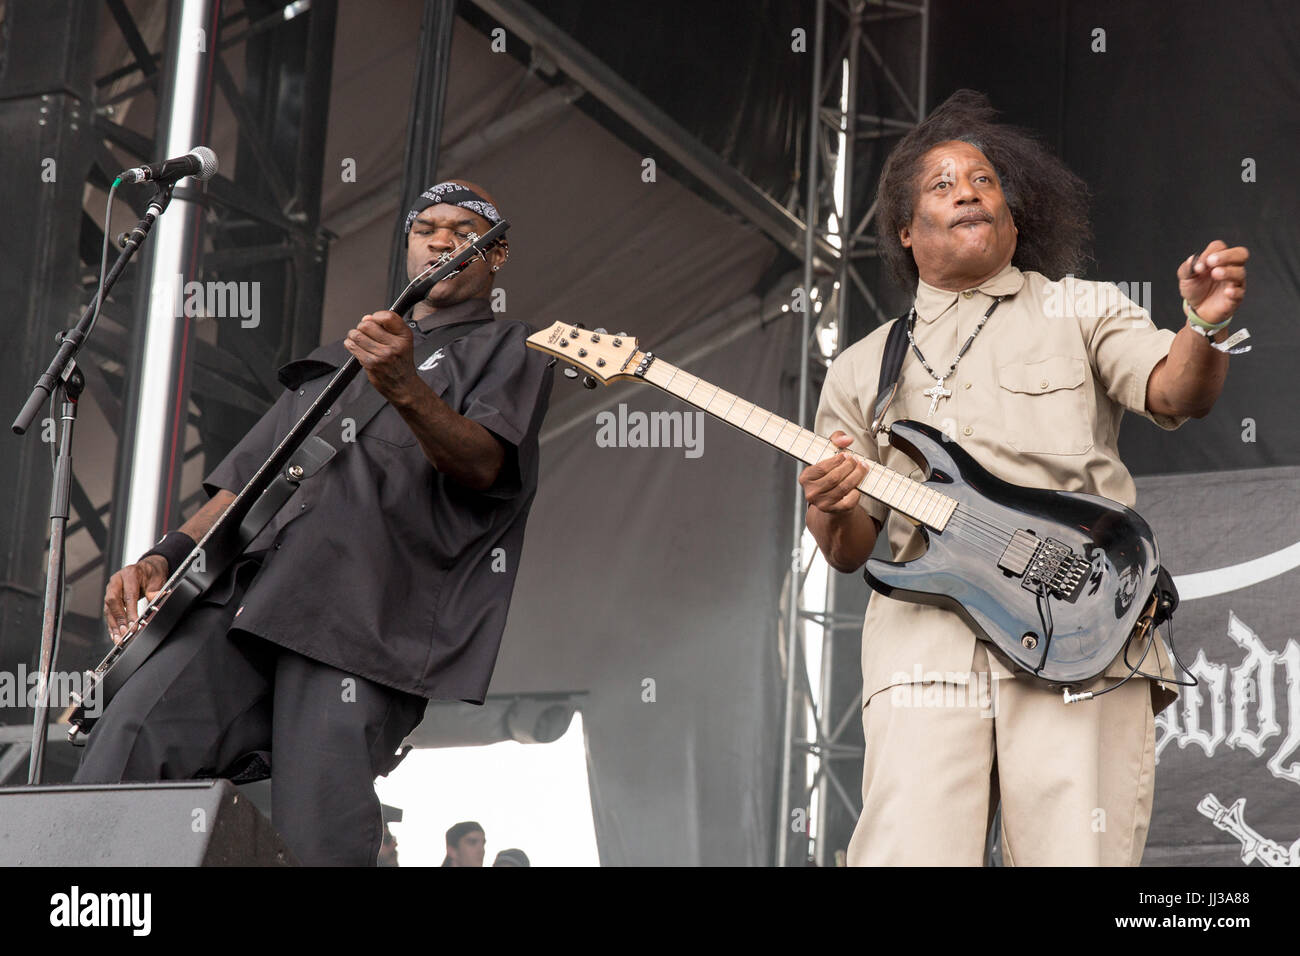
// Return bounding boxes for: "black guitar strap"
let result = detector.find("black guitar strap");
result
[1150,565,1180,628]
[235,318,491,545]
[869,312,911,437]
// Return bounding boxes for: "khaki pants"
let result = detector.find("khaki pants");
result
[848,644,1156,866]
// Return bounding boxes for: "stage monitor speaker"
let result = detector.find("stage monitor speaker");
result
[0,780,297,866]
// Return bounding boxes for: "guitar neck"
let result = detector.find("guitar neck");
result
[638,356,955,529]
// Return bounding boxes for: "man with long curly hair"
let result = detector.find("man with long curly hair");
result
[799,91,1246,865]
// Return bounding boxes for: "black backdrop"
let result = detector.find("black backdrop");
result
[922,0,1299,475]
[1,0,1294,867]
[519,0,1300,475]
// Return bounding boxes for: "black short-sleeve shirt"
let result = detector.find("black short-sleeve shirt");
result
[202,298,553,702]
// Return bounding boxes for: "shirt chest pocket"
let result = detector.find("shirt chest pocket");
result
[360,404,417,447]
[995,355,1093,456]
[358,366,454,448]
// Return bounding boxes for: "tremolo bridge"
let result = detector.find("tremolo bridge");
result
[998,529,1089,601]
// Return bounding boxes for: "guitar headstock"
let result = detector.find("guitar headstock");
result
[526,322,644,386]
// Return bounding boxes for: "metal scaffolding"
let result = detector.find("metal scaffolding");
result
[463,0,933,866]
[77,0,339,582]
[776,0,929,867]
[0,0,338,782]
[0,0,932,852]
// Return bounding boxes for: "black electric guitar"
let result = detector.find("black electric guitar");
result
[66,223,510,741]
[526,321,1172,692]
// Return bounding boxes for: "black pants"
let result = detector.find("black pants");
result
[72,558,428,866]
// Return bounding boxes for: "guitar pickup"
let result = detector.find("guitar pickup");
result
[997,529,1038,576]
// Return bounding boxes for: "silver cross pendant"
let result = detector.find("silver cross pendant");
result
[923,378,951,417]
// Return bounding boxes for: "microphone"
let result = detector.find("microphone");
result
[119,146,218,185]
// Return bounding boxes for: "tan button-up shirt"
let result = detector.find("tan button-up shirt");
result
[815,262,1186,713]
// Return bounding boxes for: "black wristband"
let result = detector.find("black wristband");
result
[139,531,196,575]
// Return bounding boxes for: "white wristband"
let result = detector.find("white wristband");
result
[1193,324,1252,354]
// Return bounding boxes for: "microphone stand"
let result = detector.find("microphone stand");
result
[11,181,175,784]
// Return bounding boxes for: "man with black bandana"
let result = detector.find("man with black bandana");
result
[74,180,553,867]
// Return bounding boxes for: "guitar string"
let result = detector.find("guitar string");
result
[900,512,1009,556]
[949,503,1024,538]
[948,506,1035,550]
[913,508,1008,556]
[941,497,1023,537]
[947,513,1036,559]
[946,516,1011,551]
[935,523,1007,560]
[935,533,1003,562]
[944,527,1020,564]
[947,510,1018,544]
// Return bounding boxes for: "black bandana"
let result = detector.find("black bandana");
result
[404,182,503,235]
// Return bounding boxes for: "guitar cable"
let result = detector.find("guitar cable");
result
[1065,592,1198,702]
[1121,610,1198,690]
[49,180,118,477]
[1033,581,1054,673]
[36,182,118,716]
[1063,614,1156,702]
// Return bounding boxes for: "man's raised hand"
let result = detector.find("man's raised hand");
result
[1180,240,1248,324]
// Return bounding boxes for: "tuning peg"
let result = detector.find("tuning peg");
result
[573,322,586,330]
[594,327,607,335]
[562,367,579,380]
[582,375,598,389]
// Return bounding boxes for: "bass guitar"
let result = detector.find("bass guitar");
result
[525,320,1174,693]
[66,223,510,741]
